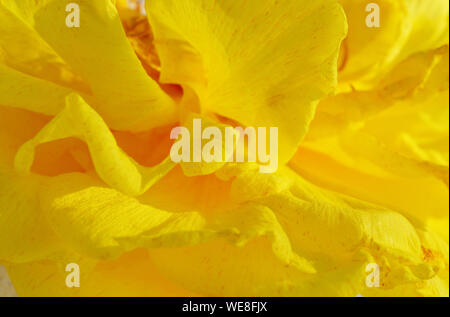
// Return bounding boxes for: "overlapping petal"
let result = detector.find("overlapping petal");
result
[145,165,448,296]
[0,64,71,115]
[14,94,175,196]
[6,249,198,297]
[0,172,62,263]
[0,0,177,130]
[147,0,347,164]
[0,2,85,91]
[0,0,448,298]
[339,0,449,89]
[299,20,449,229]
[37,168,311,271]
[5,161,447,296]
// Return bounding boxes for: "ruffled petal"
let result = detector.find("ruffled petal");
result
[0,106,49,169]
[0,0,176,131]
[339,0,449,89]
[38,169,312,274]
[291,144,449,223]
[147,0,347,163]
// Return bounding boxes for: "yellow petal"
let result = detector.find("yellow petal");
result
[39,169,311,273]
[291,144,449,222]
[0,106,49,169]
[146,165,447,296]
[177,113,237,177]
[0,107,91,263]
[14,94,175,196]
[6,249,198,296]
[3,162,446,296]
[305,95,449,189]
[365,275,449,297]
[366,226,449,297]
[0,64,71,115]
[115,0,145,26]
[339,0,449,89]
[0,172,61,263]
[361,91,449,170]
[0,2,85,91]
[39,172,178,259]
[0,0,176,131]
[427,218,450,243]
[376,46,448,99]
[339,129,449,186]
[148,237,365,296]
[147,0,347,163]
[302,47,449,216]
[310,46,449,139]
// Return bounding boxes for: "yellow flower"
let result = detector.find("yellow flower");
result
[0,0,448,297]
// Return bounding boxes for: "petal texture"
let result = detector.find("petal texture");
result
[147,0,347,163]
[0,0,176,130]
[14,94,175,196]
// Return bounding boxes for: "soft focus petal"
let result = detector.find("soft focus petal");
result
[310,46,449,138]
[339,0,449,89]
[0,106,49,168]
[6,249,198,297]
[0,172,61,263]
[291,144,449,223]
[0,2,85,91]
[299,44,449,224]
